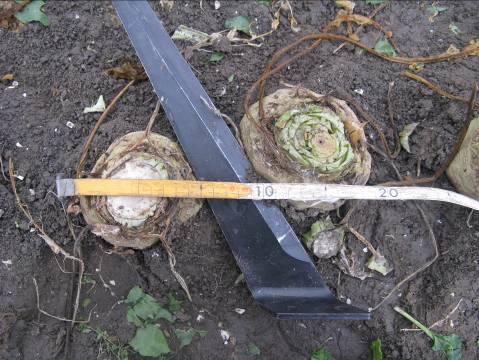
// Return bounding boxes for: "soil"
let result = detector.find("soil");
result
[1,1,478,359]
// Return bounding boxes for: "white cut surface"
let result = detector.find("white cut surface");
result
[106,158,167,227]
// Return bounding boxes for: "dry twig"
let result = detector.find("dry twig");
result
[76,80,135,177]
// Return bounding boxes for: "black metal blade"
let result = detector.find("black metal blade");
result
[113,0,370,320]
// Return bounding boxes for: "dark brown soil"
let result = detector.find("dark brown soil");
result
[1,1,478,359]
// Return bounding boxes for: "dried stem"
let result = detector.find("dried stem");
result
[32,277,93,324]
[381,83,477,186]
[402,70,479,109]
[333,2,389,54]
[145,101,161,139]
[76,79,135,178]
[345,225,381,258]
[9,160,86,325]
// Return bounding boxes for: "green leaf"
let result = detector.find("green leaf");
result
[311,347,334,360]
[79,324,92,334]
[394,307,462,360]
[374,38,396,57]
[366,254,393,276]
[126,286,144,304]
[364,0,386,5]
[209,52,224,63]
[449,23,461,35]
[247,343,261,356]
[257,0,272,5]
[428,5,448,16]
[167,293,182,313]
[81,298,92,308]
[225,16,251,35]
[371,339,383,360]
[228,74,235,83]
[130,325,170,357]
[174,328,207,348]
[399,122,419,153]
[126,286,174,325]
[15,0,49,26]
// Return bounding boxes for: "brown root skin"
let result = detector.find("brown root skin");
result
[240,88,371,211]
[80,131,202,249]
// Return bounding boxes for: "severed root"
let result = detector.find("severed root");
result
[9,160,85,324]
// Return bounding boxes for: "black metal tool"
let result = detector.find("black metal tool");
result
[112,0,370,320]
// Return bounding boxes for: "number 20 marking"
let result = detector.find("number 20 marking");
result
[379,188,398,198]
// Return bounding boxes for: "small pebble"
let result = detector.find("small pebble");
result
[220,330,230,345]
[16,142,23,148]
[0,209,4,218]
[234,308,245,315]
[354,88,364,95]
[214,0,220,9]
[346,298,351,305]
[66,121,75,129]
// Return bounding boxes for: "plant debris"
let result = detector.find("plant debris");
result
[428,3,448,23]
[366,253,393,276]
[371,338,383,360]
[209,51,224,63]
[225,15,252,36]
[399,122,419,153]
[303,217,344,259]
[449,23,461,35]
[174,328,207,348]
[15,0,49,26]
[105,60,146,81]
[374,38,396,57]
[311,347,334,360]
[83,95,106,113]
[172,25,211,44]
[394,306,462,360]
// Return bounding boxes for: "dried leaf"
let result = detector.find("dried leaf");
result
[374,38,396,57]
[105,61,147,81]
[172,25,211,44]
[290,16,301,33]
[159,0,174,11]
[408,62,424,73]
[247,343,261,356]
[1,73,14,81]
[14,0,49,26]
[428,4,447,22]
[209,51,224,63]
[399,122,419,153]
[225,15,251,36]
[446,44,460,55]
[449,23,461,35]
[366,253,393,276]
[83,95,106,113]
[335,0,355,13]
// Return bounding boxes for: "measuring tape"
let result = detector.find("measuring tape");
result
[56,178,479,211]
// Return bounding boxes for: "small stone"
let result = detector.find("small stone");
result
[234,308,245,315]
[66,121,75,129]
[346,298,351,305]
[220,330,230,345]
[0,209,4,218]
